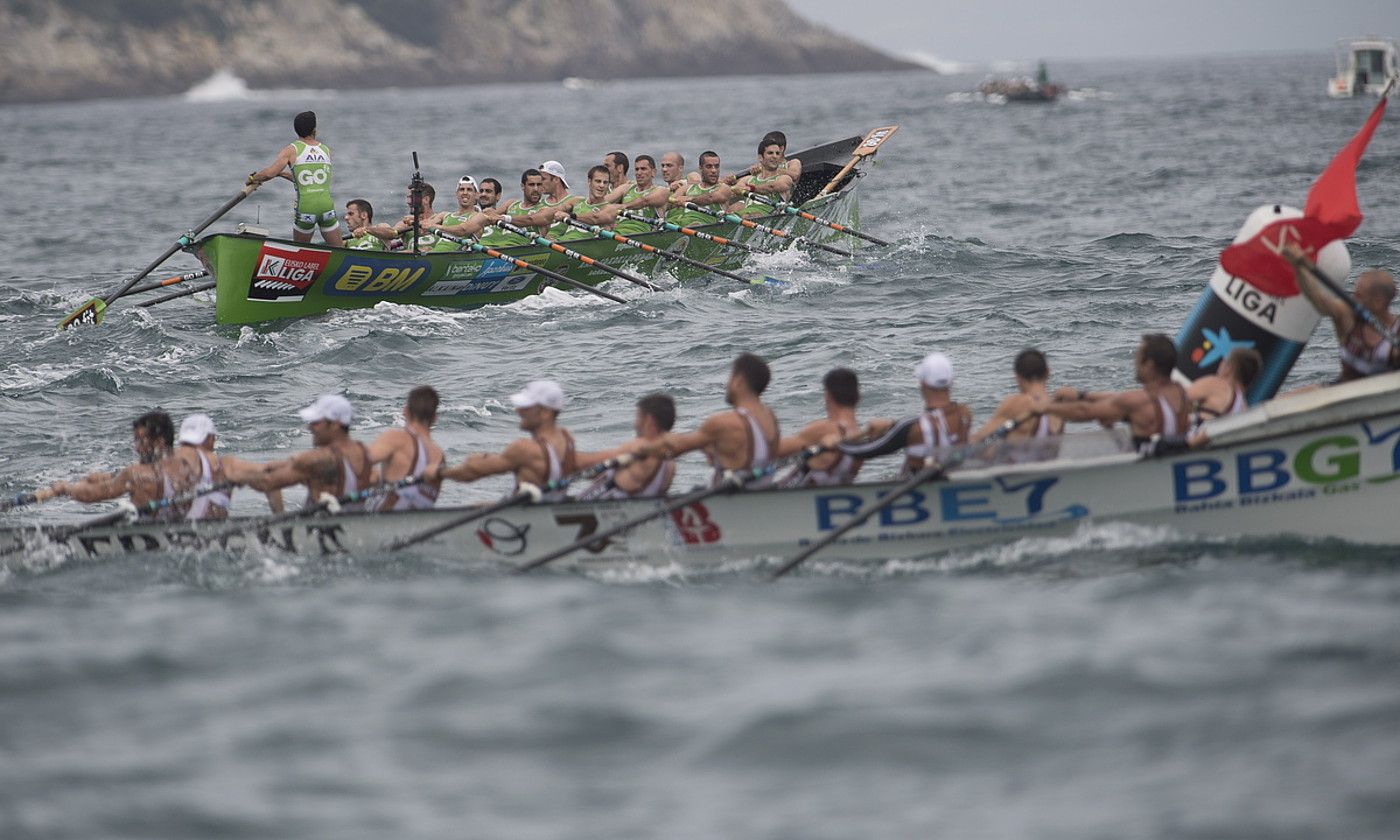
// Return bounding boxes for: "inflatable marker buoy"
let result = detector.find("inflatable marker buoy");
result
[1174,204,1350,402]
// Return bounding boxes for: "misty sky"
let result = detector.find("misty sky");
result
[787,0,1397,64]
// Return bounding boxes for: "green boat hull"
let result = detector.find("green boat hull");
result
[194,189,859,325]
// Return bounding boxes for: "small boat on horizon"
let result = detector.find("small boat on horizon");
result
[1327,37,1398,98]
[977,61,1064,103]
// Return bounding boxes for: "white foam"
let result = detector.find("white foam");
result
[182,69,252,103]
[902,50,975,75]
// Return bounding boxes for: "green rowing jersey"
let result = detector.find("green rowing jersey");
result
[542,195,579,240]
[671,183,724,228]
[346,233,385,251]
[290,140,333,213]
[737,172,787,216]
[479,199,539,247]
[556,199,611,241]
[430,211,474,252]
[614,184,663,236]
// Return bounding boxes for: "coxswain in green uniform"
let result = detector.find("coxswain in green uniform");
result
[669,150,734,228]
[343,199,385,250]
[248,111,345,246]
[731,135,795,217]
[479,169,547,248]
[609,155,670,236]
[555,165,621,241]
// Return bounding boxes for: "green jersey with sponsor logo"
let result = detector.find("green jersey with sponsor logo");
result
[346,233,385,251]
[542,195,579,240]
[430,211,474,252]
[479,199,540,248]
[291,140,333,214]
[671,183,724,228]
[737,172,787,216]
[557,199,608,241]
[614,184,663,236]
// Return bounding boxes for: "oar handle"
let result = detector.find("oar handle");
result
[619,210,756,253]
[497,221,658,291]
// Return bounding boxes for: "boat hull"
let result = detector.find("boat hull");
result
[6,374,1398,570]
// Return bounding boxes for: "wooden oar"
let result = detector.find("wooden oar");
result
[618,210,758,254]
[384,456,632,552]
[743,193,891,246]
[684,203,853,258]
[560,218,775,286]
[433,232,627,304]
[135,280,217,308]
[817,125,899,198]
[769,415,1031,579]
[59,183,258,329]
[117,270,210,300]
[513,444,830,575]
[0,479,239,559]
[495,221,659,291]
[1289,252,1400,345]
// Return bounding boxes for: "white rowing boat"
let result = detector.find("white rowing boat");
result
[4,373,1398,570]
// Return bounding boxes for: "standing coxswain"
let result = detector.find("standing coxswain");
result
[247,111,345,247]
[248,395,373,510]
[365,387,444,511]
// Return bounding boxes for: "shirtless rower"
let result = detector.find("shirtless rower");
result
[1186,347,1260,422]
[171,414,284,517]
[247,111,345,247]
[434,380,580,501]
[839,353,975,477]
[730,135,795,216]
[478,178,503,211]
[668,151,734,227]
[479,168,547,249]
[249,395,373,509]
[365,386,444,511]
[1286,244,1400,382]
[774,367,863,487]
[969,349,1064,461]
[575,393,678,500]
[552,165,621,240]
[609,155,671,237]
[633,353,781,487]
[40,411,196,521]
[343,200,385,250]
[356,182,439,253]
[1044,334,1190,452]
[604,151,630,191]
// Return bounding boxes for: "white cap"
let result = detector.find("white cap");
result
[178,413,216,446]
[298,394,353,427]
[509,380,565,412]
[457,175,477,189]
[539,160,569,189]
[916,352,955,389]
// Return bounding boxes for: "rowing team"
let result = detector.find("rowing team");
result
[30,335,1259,523]
[247,110,802,253]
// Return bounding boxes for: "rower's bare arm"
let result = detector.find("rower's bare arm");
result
[360,223,402,241]
[787,159,802,180]
[250,145,295,184]
[51,469,132,504]
[749,174,794,195]
[1292,261,1353,333]
[970,397,1020,442]
[603,184,629,204]
[647,424,717,459]
[253,450,331,492]
[433,214,489,238]
[365,429,406,467]
[776,420,828,458]
[440,442,529,483]
[220,457,286,511]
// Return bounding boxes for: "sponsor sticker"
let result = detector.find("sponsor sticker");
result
[247,243,331,302]
[443,257,515,282]
[323,255,430,297]
[422,271,533,297]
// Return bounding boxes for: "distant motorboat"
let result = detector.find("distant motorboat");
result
[1327,37,1398,98]
[977,61,1064,103]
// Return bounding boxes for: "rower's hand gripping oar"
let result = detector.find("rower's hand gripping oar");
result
[769,414,1035,580]
[190,475,431,547]
[817,124,899,198]
[494,220,659,291]
[513,444,833,575]
[742,192,891,246]
[560,218,777,286]
[384,455,634,552]
[684,203,854,258]
[433,232,628,304]
[618,210,758,254]
[59,183,259,329]
[1287,250,1400,346]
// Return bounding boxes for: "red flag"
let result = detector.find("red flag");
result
[1220,95,1388,296]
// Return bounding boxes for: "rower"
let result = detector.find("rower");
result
[634,353,781,488]
[1045,334,1190,453]
[745,130,802,183]
[343,200,385,250]
[356,182,438,253]
[478,178,503,211]
[249,395,373,510]
[1289,249,1399,382]
[551,165,620,240]
[774,367,862,487]
[659,151,686,192]
[434,380,579,501]
[609,154,670,237]
[668,150,734,227]
[518,160,578,239]
[172,414,284,518]
[575,393,678,500]
[839,353,974,477]
[604,151,630,190]
[425,176,496,248]
[40,411,196,521]
[479,168,547,248]
[247,110,345,247]
[1187,347,1261,422]
[730,135,795,216]
[969,349,1064,461]
[365,386,444,511]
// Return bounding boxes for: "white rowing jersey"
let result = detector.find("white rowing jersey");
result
[576,457,676,500]
[377,429,441,511]
[522,431,576,501]
[902,403,968,476]
[713,407,778,487]
[186,449,230,520]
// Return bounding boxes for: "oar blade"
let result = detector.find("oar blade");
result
[57,298,106,330]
